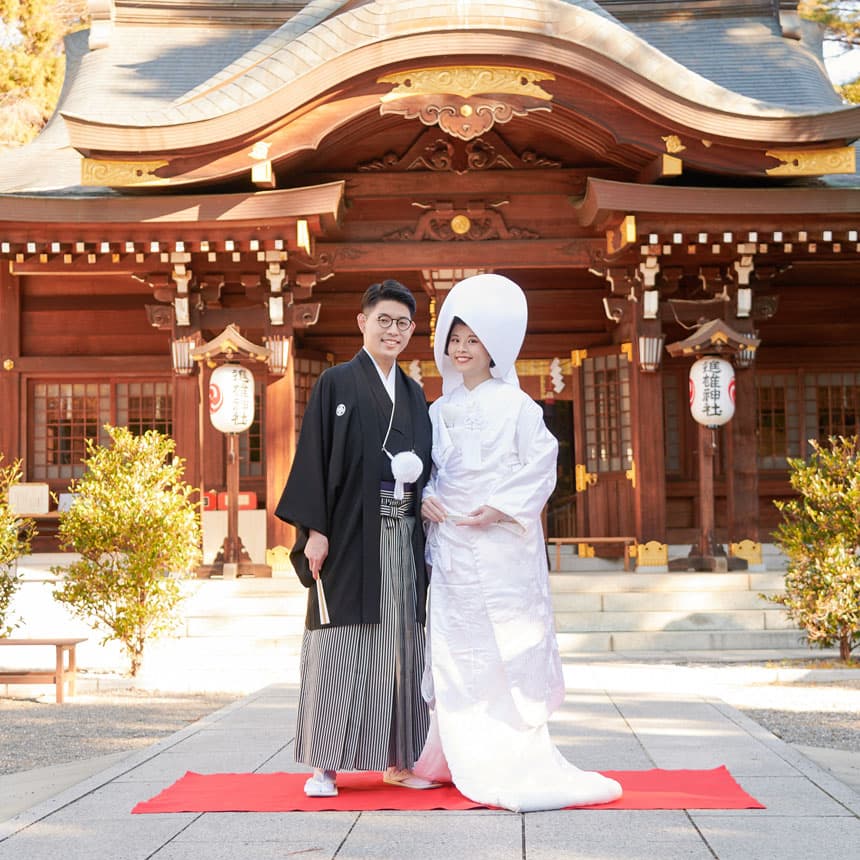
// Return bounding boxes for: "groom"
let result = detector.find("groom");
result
[275,278,437,796]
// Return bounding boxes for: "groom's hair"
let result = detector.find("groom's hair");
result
[361,279,416,315]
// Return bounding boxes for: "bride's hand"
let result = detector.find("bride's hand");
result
[456,505,505,527]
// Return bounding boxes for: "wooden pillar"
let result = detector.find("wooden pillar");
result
[630,319,667,543]
[0,268,21,460]
[172,373,201,492]
[224,432,241,564]
[631,363,667,542]
[696,424,717,558]
[569,354,587,537]
[265,358,296,551]
[729,367,759,541]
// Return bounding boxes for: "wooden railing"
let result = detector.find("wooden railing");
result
[546,536,638,572]
[545,494,638,571]
[546,493,576,538]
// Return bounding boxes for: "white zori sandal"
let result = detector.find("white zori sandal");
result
[382,767,444,790]
[304,769,338,797]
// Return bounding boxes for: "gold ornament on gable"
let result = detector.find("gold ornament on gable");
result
[378,66,555,141]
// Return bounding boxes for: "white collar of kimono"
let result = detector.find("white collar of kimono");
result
[363,346,396,402]
[434,274,528,396]
[362,348,423,498]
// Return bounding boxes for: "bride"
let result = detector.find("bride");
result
[414,273,623,812]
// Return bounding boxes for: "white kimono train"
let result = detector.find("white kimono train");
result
[414,378,622,811]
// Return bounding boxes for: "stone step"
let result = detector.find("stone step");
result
[548,571,786,593]
[183,614,307,637]
[615,589,784,611]
[550,590,783,612]
[8,554,803,668]
[183,592,309,617]
[130,628,810,687]
[555,628,809,653]
[184,597,792,638]
[554,607,793,634]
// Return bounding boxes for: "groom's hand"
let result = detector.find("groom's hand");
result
[305,529,329,580]
[421,496,447,523]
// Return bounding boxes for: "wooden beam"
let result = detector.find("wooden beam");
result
[605,215,638,257]
[314,168,626,199]
[295,330,612,361]
[12,356,171,373]
[9,254,299,276]
[313,239,606,271]
[636,153,683,184]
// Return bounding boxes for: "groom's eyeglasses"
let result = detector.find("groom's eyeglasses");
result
[374,314,414,332]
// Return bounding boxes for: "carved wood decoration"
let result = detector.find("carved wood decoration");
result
[358,128,561,174]
[384,201,539,241]
[378,66,554,141]
[145,304,174,330]
[308,246,366,281]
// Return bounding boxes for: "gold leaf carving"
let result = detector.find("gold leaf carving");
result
[637,541,668,566]
[661,135,686,154]
[379,66,554,141]
[82,159,169,187]
[379,67,555,100]
[765,146,856,176]
[384,202,538,241]
[450,215,472,234]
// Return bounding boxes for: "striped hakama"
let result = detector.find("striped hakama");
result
[294,489,430,771]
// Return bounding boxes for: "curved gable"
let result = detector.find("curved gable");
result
[61,0,860,188]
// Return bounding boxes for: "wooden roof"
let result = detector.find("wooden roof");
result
[1,0,857,196]
[1,1,858,373]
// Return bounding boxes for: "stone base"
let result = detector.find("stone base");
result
[667,554,748,572]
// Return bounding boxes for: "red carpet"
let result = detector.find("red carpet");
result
[132,766,763,813]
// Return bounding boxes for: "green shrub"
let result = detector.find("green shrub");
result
[770,436,860,661]
[52,426,201,676]
[0,457,36,637]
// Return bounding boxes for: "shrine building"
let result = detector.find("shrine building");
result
[1,0,859,570]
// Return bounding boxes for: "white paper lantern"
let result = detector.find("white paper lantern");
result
[689,357,735,427]
[209,364,255,433]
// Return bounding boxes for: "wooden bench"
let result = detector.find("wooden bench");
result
[0,638,87,703]
[547,537,638,572]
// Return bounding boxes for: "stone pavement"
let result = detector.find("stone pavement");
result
[1,661,858,860]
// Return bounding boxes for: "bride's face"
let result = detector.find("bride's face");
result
[446,322,492,387]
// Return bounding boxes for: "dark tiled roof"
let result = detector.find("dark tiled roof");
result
[0,25,272,192]
[627,15,843,111]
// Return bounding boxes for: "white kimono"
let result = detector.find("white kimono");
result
[414,378,622,811]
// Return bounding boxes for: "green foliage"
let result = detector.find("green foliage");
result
[52,426,202,676]
[0,456,36,637]
[770,436,860,661]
